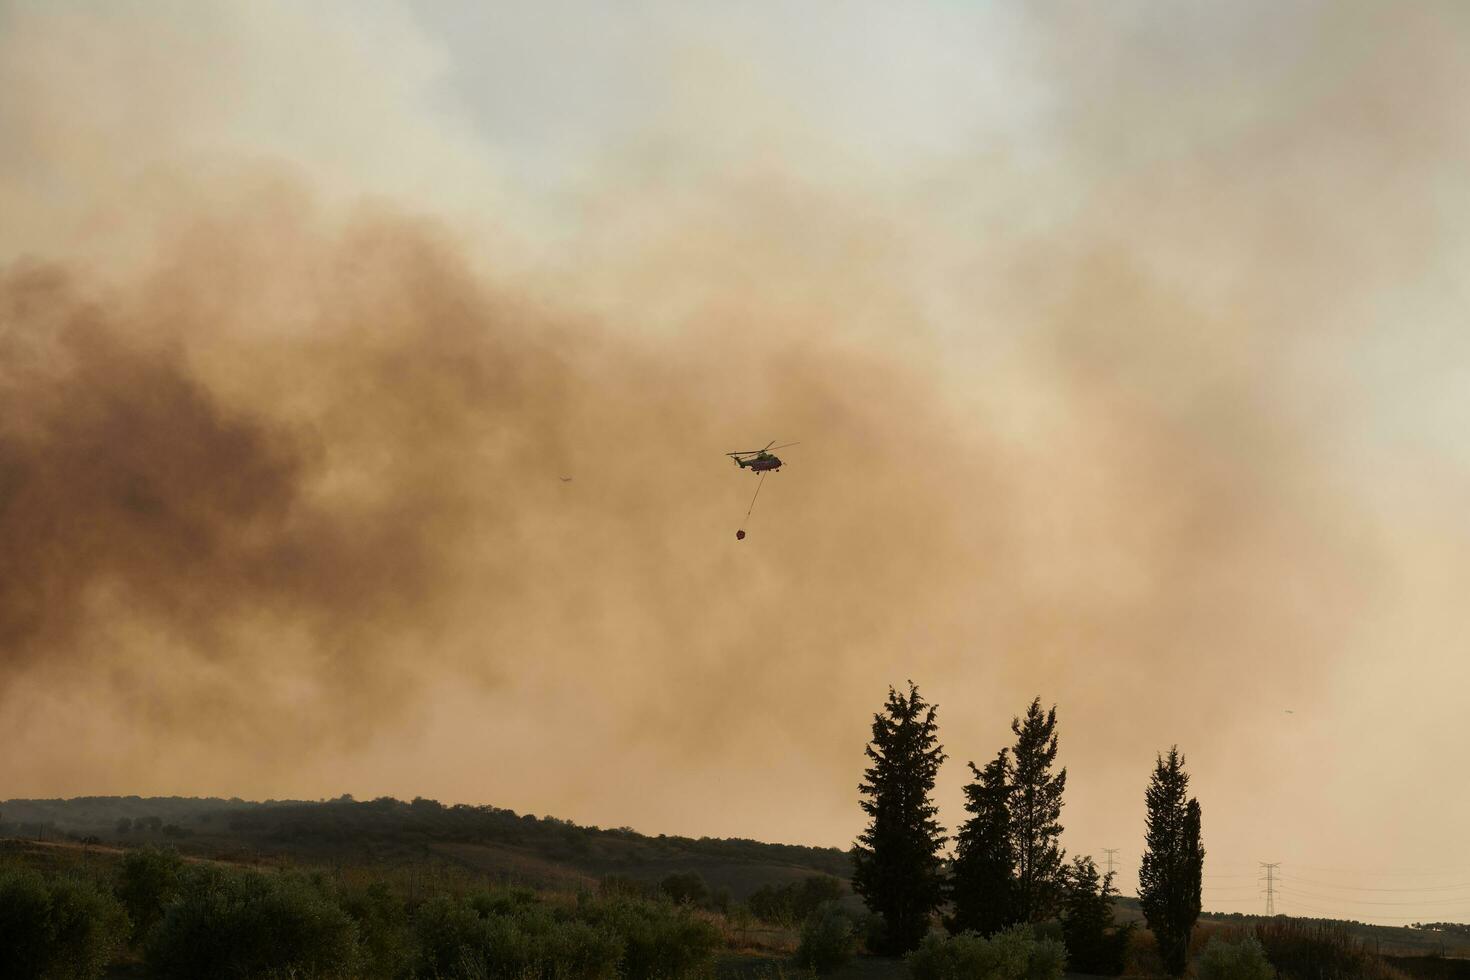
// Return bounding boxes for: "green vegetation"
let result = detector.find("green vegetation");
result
[116,847,185,942]
[0,867,127,980]
[1006,700,1068,924]
[6,692,1470,980]
[1058,855,1130,975]
[1138,747,1204,977]
[852,683,947,955]
[1197,934,1274,980]
[947,698,1070,937]
[948,749,1015,937]
[1246,918,1404,980]
[794,901,859,973]
[904,925,1065,980]
[146,865,361,979]
[0,841,727,980]
[747,876,844,926]
[0,795,849,897]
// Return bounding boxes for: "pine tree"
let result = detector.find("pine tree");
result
[1061,854,1131,975]
[1138,747,1204,977]
[1009,698,1067,922]
[852,682,947,954]
[949,748,1017,936]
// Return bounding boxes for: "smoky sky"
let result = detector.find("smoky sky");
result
[4,0,1470,922]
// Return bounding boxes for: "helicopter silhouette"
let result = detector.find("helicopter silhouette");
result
[726,441,798,473]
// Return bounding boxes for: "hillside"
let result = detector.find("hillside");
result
[0,795,850,900]
[6,795,1467,963]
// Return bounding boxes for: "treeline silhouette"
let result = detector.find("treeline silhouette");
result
[851,682,1201,976]
[1,794,850,883]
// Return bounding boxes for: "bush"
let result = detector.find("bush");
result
[748,876,844,925]
[595,896,720,980]
[576,895,722,980]
[410,895,485,978]
[1198,935,1275,980]
[115,845,186,942]
[796,901,858,974]
[661,872,709,906]
[145,866,360,979]
[1249,919,1399,980]
[599,875,661,901]
[411,894,625,980]
[0,869,129,980]
[340,881,411,979]
[906,925,1066,980]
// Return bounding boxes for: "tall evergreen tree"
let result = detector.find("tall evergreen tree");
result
[1138,747,1204,977]
[1009,698,1067,922]
[852,682,947,954]
[949,748,1017,936]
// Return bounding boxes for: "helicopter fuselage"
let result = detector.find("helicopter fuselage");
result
[737,453,782,472]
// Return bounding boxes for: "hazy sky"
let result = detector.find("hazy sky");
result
[3,0,1470,925]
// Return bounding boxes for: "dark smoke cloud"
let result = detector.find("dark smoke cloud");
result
[0,191,981,764]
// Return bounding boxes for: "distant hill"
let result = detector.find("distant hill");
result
[1112,895,1470,959]
[4,795,1465,960]
[0,795,851,900]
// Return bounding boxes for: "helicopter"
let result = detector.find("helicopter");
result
[726,441,798,472]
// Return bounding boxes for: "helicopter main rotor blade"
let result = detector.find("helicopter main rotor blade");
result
[767,442,800,451]
[760,441,776,452]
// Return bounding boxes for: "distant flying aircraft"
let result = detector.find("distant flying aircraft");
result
[1284,709,1295,714]
[560,476,572,482]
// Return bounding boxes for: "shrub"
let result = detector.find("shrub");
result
[1241,920,1400,980]
[115,845,186,942]
[576,895,722,980]
[748,876,844,925]
[0,869,129,980]
[906,925,1066,980]
[410,895,485,978]
[340,881,411,979]
[600,875,661,901]
[1122,927,1165,977]
[796,901,858,974]
[467,886,541,918]
[410,895,624,980]
[660,872,709,906]
[1198,935,1275,980]
[145,866,360,979]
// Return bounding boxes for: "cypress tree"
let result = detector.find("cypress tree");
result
[852,682,947,954]
[1009,698,1067,922]
[949,748,1017,936]
[1138,747,1204,977]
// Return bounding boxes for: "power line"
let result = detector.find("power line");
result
[1289,863,1470,877]
[1276,888,1470,908]
[1260,863,1281,916]
[1278,877,1470,894]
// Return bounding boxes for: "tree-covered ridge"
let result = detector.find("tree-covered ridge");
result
[0,795,851,882]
